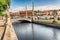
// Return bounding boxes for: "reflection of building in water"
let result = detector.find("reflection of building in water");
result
[10,9,60,20]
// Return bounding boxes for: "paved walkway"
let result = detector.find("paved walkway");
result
[0,27,5,40]
[0,20,5,26]
[3,16,18,40]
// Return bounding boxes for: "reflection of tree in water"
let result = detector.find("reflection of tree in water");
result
[53,29,57,40]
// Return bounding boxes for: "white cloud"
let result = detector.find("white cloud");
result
[9,6,26,12]
[9,5,60,12]
[35,5,60,10]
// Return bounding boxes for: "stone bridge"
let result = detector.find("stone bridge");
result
[12,17,32,23]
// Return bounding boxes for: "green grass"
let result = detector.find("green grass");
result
[40,20,60,23]
[40,20,53,23]
[57,20,60,23]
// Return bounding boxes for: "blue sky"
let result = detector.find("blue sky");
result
[10,0,60,12]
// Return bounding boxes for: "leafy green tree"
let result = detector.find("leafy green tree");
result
[0,2,4,16]
[53,10,57,23]
[0,0,10,16]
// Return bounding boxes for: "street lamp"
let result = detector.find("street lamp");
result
[26,5,27,18]
[31,0,34,40]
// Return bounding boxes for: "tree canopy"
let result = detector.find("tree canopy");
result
[0,0,10,6]
[0,0,10,16]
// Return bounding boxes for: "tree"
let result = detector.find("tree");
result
[0,2,4,16]
[53,10,57,23]
[0,0,10,17]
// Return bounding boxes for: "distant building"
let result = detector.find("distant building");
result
[20,10,33,17]
[10,9,60,20]
[10,12,20,19]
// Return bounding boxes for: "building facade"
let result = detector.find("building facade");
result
[10,9,60,20]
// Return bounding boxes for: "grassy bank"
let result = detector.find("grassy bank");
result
[33,20,60,29]
[39,20,60,23]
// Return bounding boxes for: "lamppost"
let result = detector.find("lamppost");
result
[26,5,28,18]
[32,0,34,40]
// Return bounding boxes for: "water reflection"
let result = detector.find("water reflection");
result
[13,21,60,40]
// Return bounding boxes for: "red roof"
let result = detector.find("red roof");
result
[20,10,33,16]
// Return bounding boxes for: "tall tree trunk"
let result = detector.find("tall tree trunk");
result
[53,10,57,23]
[53,16,57,23]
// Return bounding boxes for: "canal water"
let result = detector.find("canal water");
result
[12,21,60,40]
